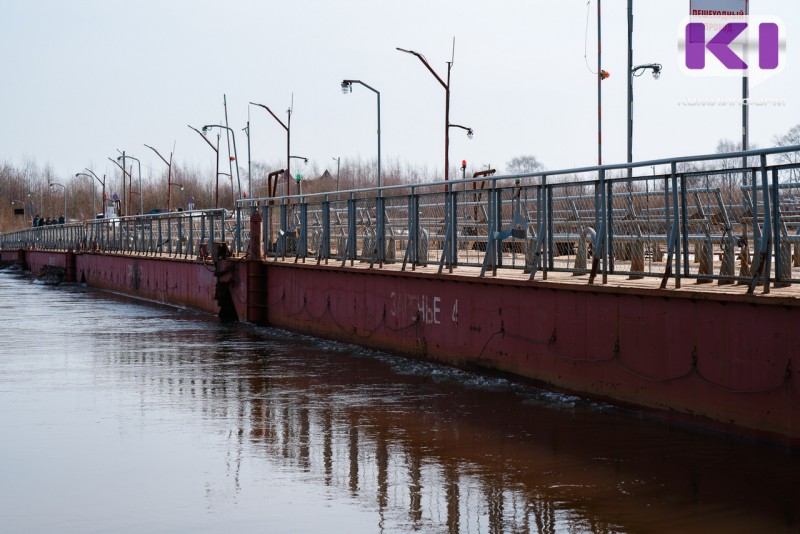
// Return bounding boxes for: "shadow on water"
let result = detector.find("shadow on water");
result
[3,272,800,533]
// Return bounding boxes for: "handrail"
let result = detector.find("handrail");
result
[3,148,800,294]
[238,145,800,205]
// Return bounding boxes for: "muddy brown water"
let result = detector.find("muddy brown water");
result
[1,271,798,533]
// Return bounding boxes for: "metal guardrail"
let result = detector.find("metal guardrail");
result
[237,146,800,293]
[0,222,85,252]
[3,146,800,294]
[0,209,235,259]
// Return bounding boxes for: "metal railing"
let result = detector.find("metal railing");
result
[0,222,85,251]
[3,146,800,294]
[237,145,800,293]
[0,209,235,259]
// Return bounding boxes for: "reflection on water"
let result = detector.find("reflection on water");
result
[1,270,799,533]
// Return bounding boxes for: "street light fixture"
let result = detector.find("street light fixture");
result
[397,44,473,185]
[341,79,382,191]
[49,182,67,222]
[450,123,473,139]
[249,101,292,199]
[201,125,242,204]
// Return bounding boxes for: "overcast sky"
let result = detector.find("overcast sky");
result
[1,0,798,188]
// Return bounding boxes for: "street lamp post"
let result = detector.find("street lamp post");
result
[289,156,308,196]
[332,156,340,191]
[118,152,143,215]
[75,173,97,218]
[144,144,175,212]
[397,46,473,185]
[597,0,603,166]
[341,80,382,191]
[249,101,292,199]
[627,62,662,177]
[49,182,67,222]
[27,189,42,218]
[84,169,106,217]
[170,182,185,208]
[189,125,220,208]
[201,125,242,204]
[627,0,662,178]
[243,122,251,199]
[107,157,135,216]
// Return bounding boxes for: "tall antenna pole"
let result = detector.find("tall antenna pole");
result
[215,132,220,208]
[627,0,633,177]
[287,94,293,198]
[741,0,749,176]
[224,94,235,205]
[247,109,251,198]
[597,0,603,166]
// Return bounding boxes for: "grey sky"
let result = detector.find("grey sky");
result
[1,0,797,187]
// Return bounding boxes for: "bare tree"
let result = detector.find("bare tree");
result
[506,155,545,175]
[774,123,800,180]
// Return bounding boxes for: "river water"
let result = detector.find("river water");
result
[1,270,799,533]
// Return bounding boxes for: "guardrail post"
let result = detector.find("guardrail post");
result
[376,194,386,266]
[261,205,269,263]
[402,188,419,271]
[680,174,690,281]
[608,179,615,273]
[279,202,288,259]
[320,197,330,264]
[234,208,242,255]
[347,193,356,265]
[296,200,308,262]
[546,177,553,276]
[493,179,501,273]
[177,216,184,257]
[748,155,773,294]
[773,168,790,288]
[449,191,458,268]
[480,182,497,277]
[208,212,214,258]
[589,169,607,284]
[660,162,681,288]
